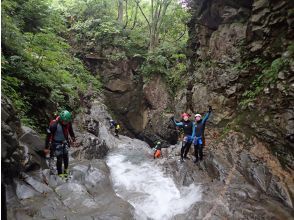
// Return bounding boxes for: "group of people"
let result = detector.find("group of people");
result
[44,106,211,178]
[172,106,212,163]
[152,106,212,163]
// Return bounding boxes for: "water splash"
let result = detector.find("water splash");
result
[107,149,201,220]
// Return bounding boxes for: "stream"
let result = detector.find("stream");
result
[106,143,202,220]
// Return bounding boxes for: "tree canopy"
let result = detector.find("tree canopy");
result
[2,0,190,129]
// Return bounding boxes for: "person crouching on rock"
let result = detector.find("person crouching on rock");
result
[108,119,120,137]
[192,106,212,163]
[153,141,162,159]
[152,141,169,159]
[171,113,194,162]
[44,110,76,178]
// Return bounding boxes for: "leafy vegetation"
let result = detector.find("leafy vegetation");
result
[2,0,102,129]
[2,0,190,130]
[53,0,190,94]
[239,57,290,108]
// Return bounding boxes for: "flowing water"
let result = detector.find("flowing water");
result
[106,143,201,220]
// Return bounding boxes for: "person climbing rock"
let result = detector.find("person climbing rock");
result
[44,110,76,178]
[171,113,194,162]
[108,118,120,137]
[192,106,212,163]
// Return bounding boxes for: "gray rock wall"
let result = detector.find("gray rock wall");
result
[184,0,294,168]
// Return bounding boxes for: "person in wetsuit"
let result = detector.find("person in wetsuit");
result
[172,113,194,162]
[44,110,76,177]
[192,106,212,163]
[152,141,169,159]
[109,119,120,137]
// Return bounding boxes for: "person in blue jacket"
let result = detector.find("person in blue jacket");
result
[171,113,194,162]
[192,106,212,163]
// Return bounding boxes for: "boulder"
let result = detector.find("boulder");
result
[14,179,40,200]
[71,135,109,160]
[19,126,44,153]
[105,79,132,93]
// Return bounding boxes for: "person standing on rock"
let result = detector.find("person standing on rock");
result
[171,113,194,162]
[192,106,212,163]
[44,110,76,178]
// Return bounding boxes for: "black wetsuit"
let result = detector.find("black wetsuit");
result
[193,112,210,162]
[173,119,194,160]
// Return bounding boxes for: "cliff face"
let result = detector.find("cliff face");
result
[181,0,294,168]
[82,52,177,146]
[80,0,294,167]
[156,0,294,212]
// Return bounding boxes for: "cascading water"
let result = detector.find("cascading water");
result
[106,143,201,220]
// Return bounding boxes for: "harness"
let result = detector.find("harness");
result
[54,142,69,157]
[48,118,70,143]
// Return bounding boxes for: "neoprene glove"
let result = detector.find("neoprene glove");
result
[208,105,212,112]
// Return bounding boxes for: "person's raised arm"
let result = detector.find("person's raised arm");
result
[170,116,183,126]
[202,106,212,123]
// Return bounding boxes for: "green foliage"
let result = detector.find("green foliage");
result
[54,0,189,94]
[239,57,289,108]
[139,42,187,94]
[2,0,102,130]
[141,53,170,76]
[167,62,186,94]
[2,0,190,130]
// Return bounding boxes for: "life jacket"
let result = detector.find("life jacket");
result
[154,150,161,158]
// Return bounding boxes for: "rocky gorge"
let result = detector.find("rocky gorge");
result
[2,0,294,219]
[2,95,294,219]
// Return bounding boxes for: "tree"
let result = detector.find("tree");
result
[118,0,124,23]
[135,0,172,52]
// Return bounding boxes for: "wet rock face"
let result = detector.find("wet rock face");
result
[7,160,134,220]
[2,96,48,181]
[2,97,24,178]
[162,130,294,218]
[72,134,109,160]
[85,58,146,134]
[187,0,252,62]
[72,103,110,160]
[140,75,177,145]
[184,0,294,167]
[84,55,176,145]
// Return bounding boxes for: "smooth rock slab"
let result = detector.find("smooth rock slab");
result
[14,179,40,200]
[55,182,98,211]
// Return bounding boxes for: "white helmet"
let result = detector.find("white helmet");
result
[195,114,201,118]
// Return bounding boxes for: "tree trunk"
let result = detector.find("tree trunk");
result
[118,0,123,24]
